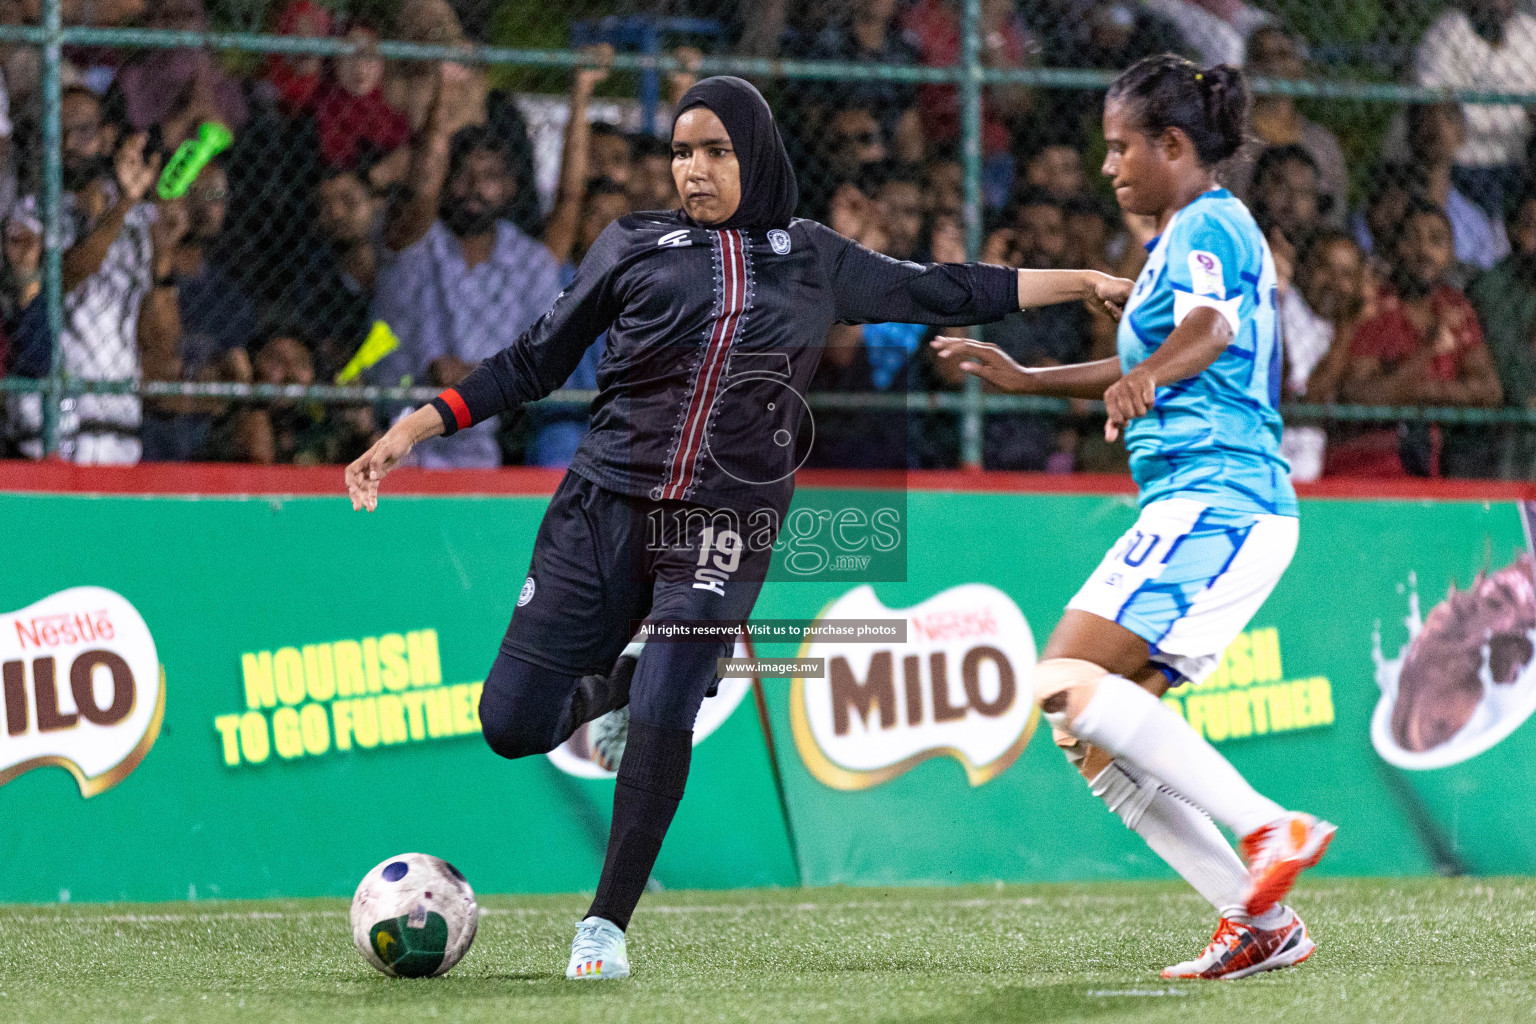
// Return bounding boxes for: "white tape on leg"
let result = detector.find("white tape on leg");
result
[1090,759,1159,830]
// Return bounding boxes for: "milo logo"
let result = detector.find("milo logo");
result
[0,586,164,796]
[790,583,1038,790]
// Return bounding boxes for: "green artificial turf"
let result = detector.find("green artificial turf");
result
[1,877,1532,1023]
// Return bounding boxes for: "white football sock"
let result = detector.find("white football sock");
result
[1250,903,1292,930]
[1091,759,1250,921]
[1071,675,1286,838]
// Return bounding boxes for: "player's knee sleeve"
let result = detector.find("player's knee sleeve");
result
[1031,658,1110,732]
[479,654,580,760]
[1089,758,1158,831]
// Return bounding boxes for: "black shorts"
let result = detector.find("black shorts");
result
[501,470,777,675]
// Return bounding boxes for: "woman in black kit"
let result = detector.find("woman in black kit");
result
[345,76,1131,980]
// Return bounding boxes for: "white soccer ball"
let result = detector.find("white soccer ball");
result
[350,852,479,977]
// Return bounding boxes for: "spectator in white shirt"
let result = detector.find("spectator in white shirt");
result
[1139,0,1271,67]
[1406,102,1510,270]
[1414,0,1536,217]
[1275,228,1374,481]
[7,87,181,464]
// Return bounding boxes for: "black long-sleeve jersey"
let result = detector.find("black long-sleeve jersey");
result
[431,211,1020,517]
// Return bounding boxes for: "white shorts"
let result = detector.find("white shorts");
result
[1066,498,1298,686]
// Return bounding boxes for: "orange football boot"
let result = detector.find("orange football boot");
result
[1240,812,1337,916]
[1162,908,1315,980]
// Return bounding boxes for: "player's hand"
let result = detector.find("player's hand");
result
[1089,272,1133,321]
[346,427,414,512]
[1103,366,1156,442]
[930,336,1034,392]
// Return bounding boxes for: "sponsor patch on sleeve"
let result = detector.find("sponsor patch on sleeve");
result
[1188,250,1225,297]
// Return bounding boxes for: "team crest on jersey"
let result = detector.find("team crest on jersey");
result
[768,229,791,255]
[517,576,536,606]
[656,229,693,248]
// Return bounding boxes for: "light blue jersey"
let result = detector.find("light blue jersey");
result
[1118,189,1297,518]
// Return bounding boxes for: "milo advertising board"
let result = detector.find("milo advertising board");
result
[1359,500,1536,875]
[752,488,1532,887]
[0,491,796,903]
[3,476,1535,901]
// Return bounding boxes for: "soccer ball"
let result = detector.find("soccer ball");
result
[350,852,479,978]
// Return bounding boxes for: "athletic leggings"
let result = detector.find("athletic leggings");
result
[478,636,727,931]
[478,636,727,756]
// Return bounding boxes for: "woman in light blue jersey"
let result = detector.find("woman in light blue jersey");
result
[935,55,1334,981]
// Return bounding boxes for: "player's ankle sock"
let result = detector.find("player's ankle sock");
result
[1071,675,1285,838]
[1090,758,1250,921]
[585,719,692,931]
[1249,904,1291,929]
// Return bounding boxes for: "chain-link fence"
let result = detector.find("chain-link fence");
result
[6,0,1536,477]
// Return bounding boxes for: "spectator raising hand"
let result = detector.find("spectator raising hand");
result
[383,0,486,135]
[369,59,562,469]
[667,46,703,107]
[62,130,159,295]
[544,44,613,266]
[829,183,889,254]
[140,194,188,385]
[116,132,161,207]
[11,108,165,465]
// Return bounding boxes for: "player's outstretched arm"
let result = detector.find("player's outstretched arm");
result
[345,405,445,512]
[820,223,1132,327]
[931,336,1123,398]
[1015,269,1132,319]
[1102,305,1232,441]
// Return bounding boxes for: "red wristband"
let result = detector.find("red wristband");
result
[440,388,471,431]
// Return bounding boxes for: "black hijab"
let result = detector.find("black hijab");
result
[673,76,799,231]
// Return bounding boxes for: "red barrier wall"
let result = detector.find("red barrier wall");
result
[4,459,1535,500]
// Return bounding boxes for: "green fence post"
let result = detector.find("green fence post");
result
[959,0,983,470]
[39,0,64,457]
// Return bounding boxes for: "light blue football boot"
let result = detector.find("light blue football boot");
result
[567,916,630,980]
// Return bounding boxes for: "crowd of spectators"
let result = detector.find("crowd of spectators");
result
[4,0,1536,480]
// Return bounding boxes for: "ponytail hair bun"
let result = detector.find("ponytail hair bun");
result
[1108,54,1251,166]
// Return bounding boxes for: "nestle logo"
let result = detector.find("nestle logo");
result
[16,610,115,650]
[910,608,998,642]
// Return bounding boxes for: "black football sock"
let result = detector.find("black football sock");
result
[585,719,692,931]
